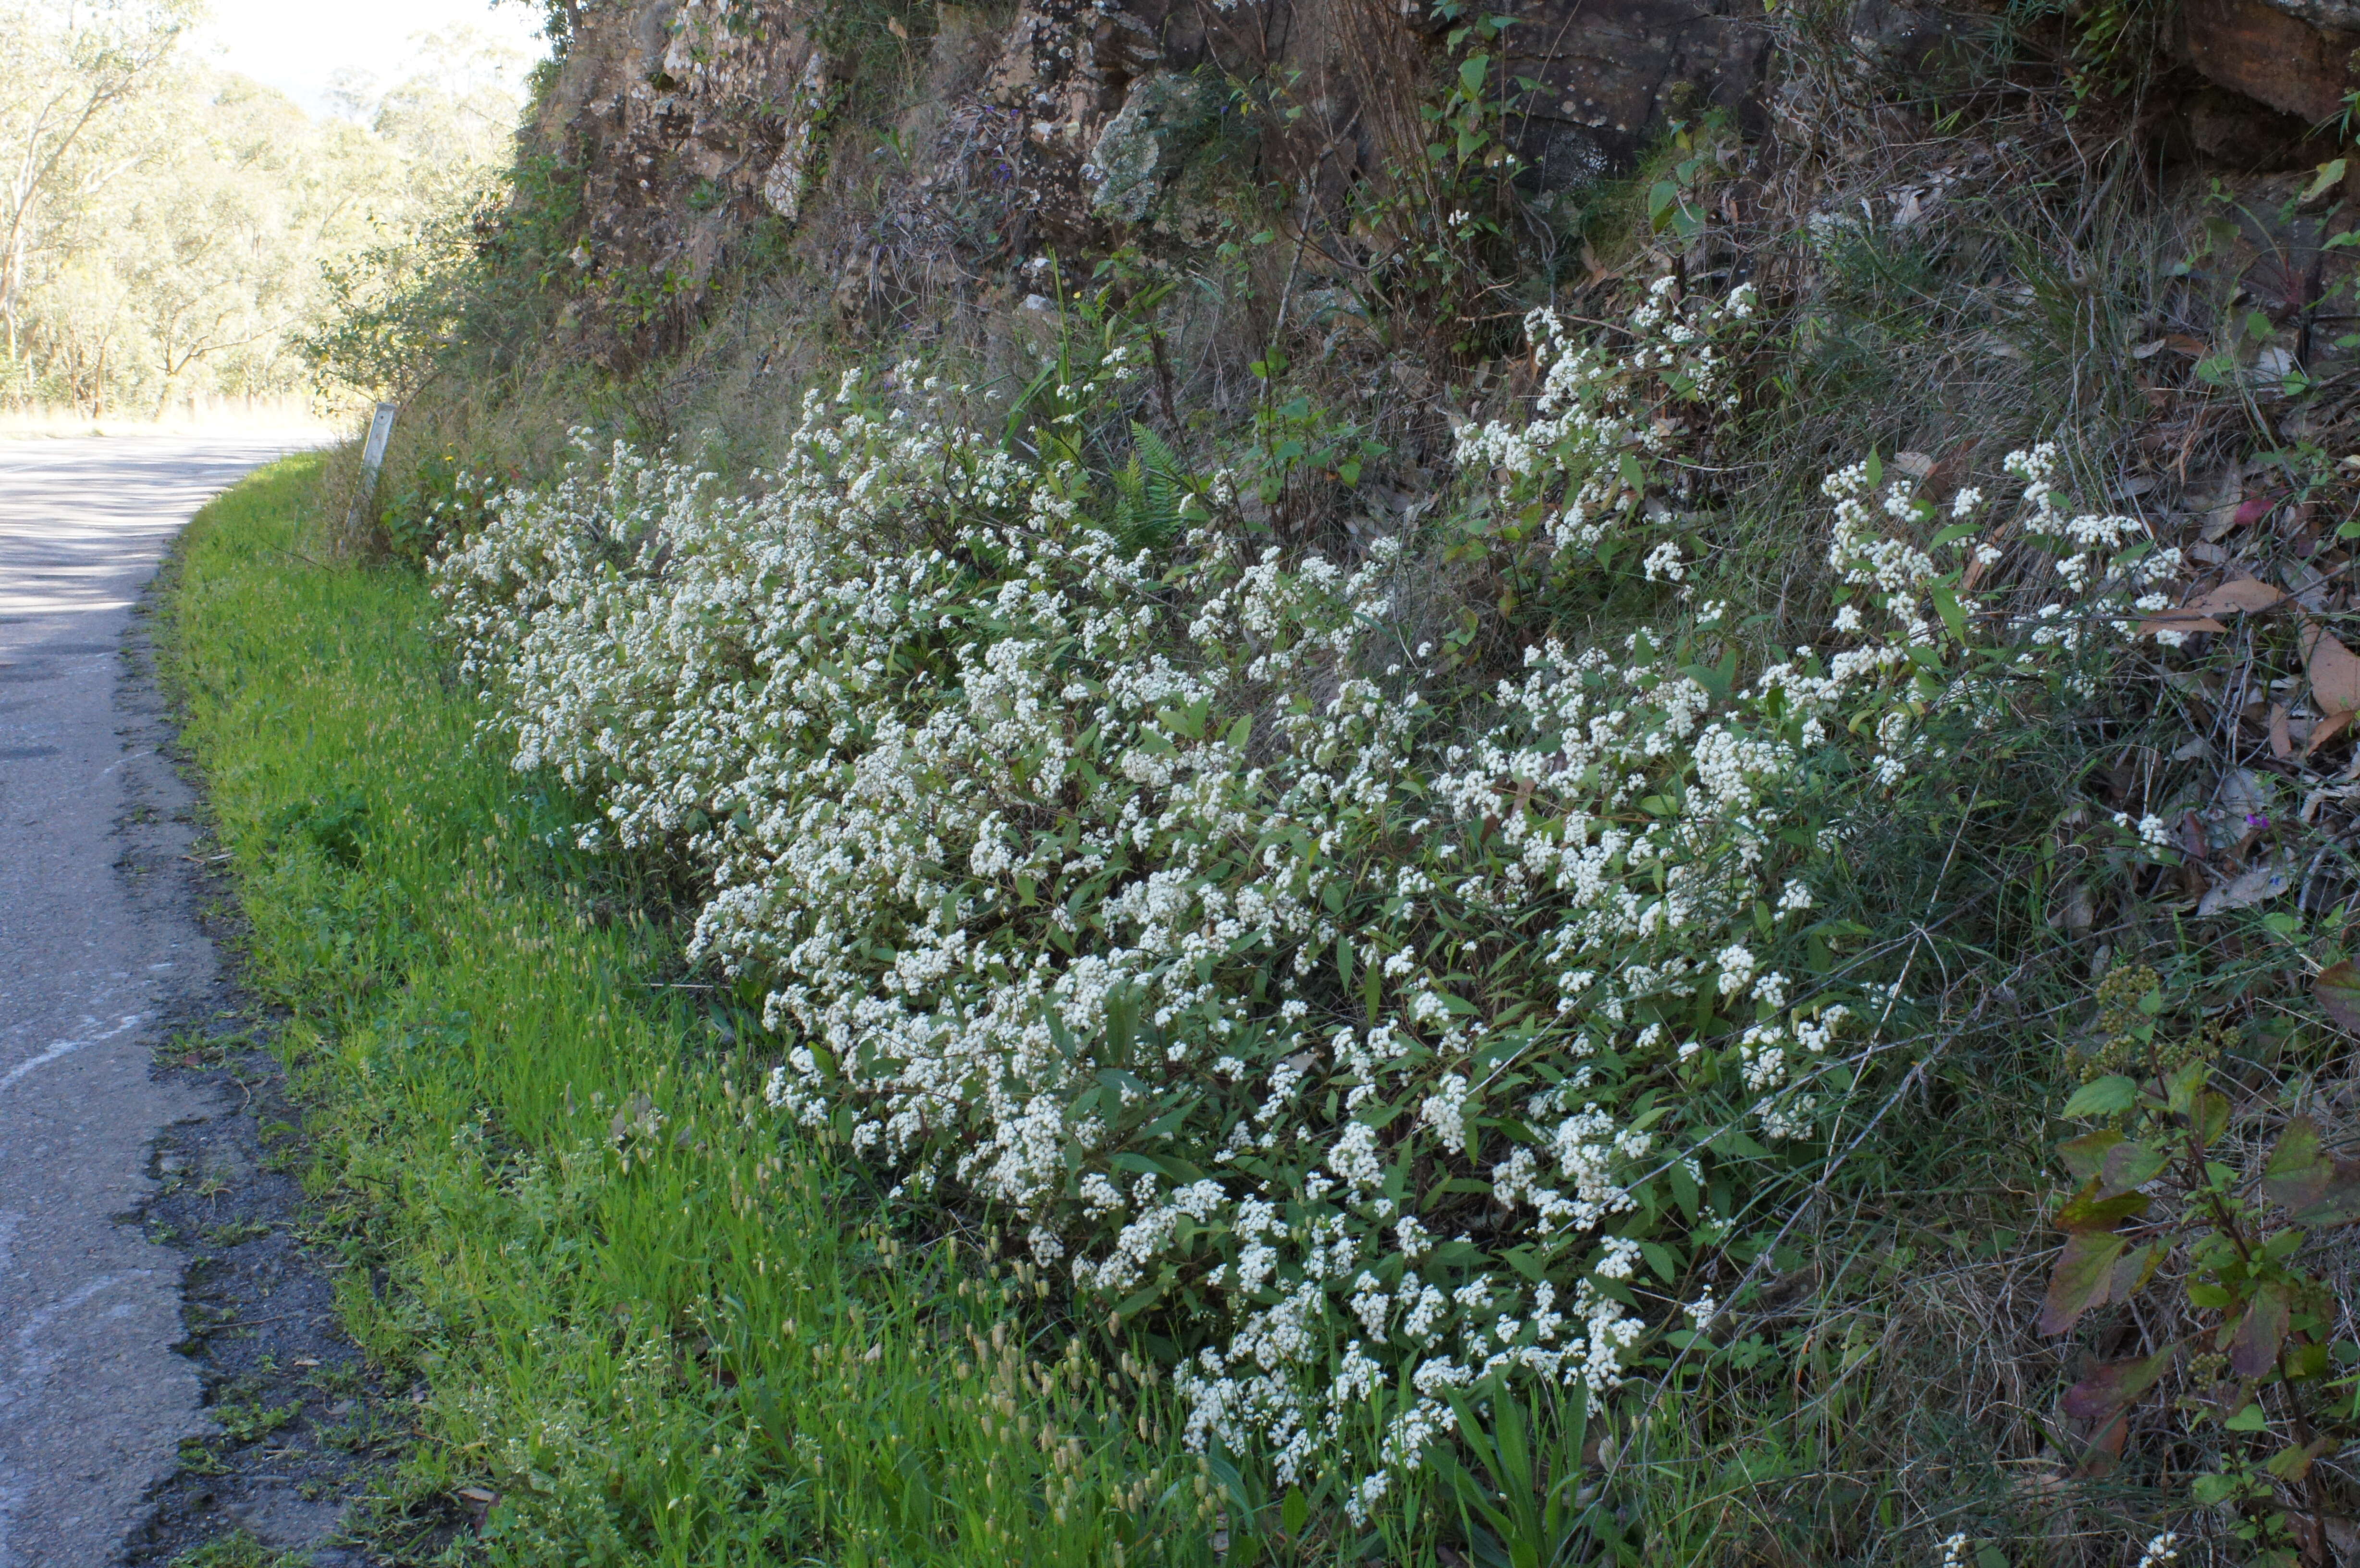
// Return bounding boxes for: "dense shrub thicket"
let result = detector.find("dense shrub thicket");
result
[430,273,2179,1509]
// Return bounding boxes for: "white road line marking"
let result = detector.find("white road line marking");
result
[0,1013,144,1093]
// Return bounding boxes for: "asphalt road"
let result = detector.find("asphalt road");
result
[0,436,307,1567]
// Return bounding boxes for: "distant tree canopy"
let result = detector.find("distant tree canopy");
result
[0,0,524,417]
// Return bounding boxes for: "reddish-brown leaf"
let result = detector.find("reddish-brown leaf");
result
[2305,709,2356,760]
[2229,1284,2292,1379]
[2235,493,2280,529]
[2190,578,2286,614]
[2040,1232,2128,1335]
[2075,1412,2132,1478]
[2316,961,2360,1032]
[2138,609,2225,638]
[2063,1345,2177,1424]
[2303,625,2360,717]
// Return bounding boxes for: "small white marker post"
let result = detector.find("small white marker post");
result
[343,400,399,544]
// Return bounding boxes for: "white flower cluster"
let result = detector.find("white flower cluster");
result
[431,314,2156,1509]
[1454,275,1754,557]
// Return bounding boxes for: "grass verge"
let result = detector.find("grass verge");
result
[159,454,1234,1568]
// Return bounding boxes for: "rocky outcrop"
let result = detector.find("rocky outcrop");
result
[532,0,1782,358]
[2181,0,2360,133]
[527,0,2347,366]
[534,0,826,364]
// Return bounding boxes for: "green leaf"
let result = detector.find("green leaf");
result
[2266,1437,2333,1481]
[2058,1128,2123,1182]
[2224,1402,2269,1433]
[1281,1487,1309,1538]
[2192,1090,2230,1151]
[2062,1075,2138,1118]
[2265,1115,2332,1210]
[2164,1057,2209,1116]
[2108,1239,2164,1302]
[1458,53,1490,93]
[2039,1231,2126,1335]
[1930,583,1968,647]
[2054,1181,2151,1233]
[2316,961,2360,1032]
[2291,1172,2360,1227]
[2098,1139,2167,1196]
[1864,448,1883,489]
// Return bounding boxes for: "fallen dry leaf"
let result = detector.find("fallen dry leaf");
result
[2272,702,2294,760]
[2306,709,2356,759]
[2139,578,2286,637]
[2303,623,2360,717]
[2199,861,2292,917]
[2138,609,2228,637]
[2190,578,2285,614]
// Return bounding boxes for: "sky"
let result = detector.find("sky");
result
[190,0,550,118]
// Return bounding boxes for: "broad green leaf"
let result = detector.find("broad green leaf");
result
[2054,1180,2151,1233]
[2098,1139,2167,1196]
[1930,583,1968,647]
[2192,1090,2230,1151]
[2291,1174,2360,1227]
[2107,1239,2164,1302]
[2224,1402,2269,1433]
[2264,1115,2331,1210]
[2062,1075,2138,1118]
[2057,1128,2122,1182]
[2164,1057,2209,1116]
[2266,1437,2333,1480]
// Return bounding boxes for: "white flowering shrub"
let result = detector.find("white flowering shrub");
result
[430,281,2176,1520]
[1453,276,1751,577]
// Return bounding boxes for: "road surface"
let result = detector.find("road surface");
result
[0,435,308,1567]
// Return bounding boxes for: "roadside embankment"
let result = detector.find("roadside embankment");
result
[159,457,1216,1566]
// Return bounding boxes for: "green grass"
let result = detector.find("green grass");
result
[159,456,1236,1567]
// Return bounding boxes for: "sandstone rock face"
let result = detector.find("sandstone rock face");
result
[964,0,1772,240]
[1497,0,1771,188]
[536,0,824,363]
[538,0,1777,344]
[2182,0,2360,129]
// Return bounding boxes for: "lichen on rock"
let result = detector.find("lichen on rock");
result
[1084,70,1211,222]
